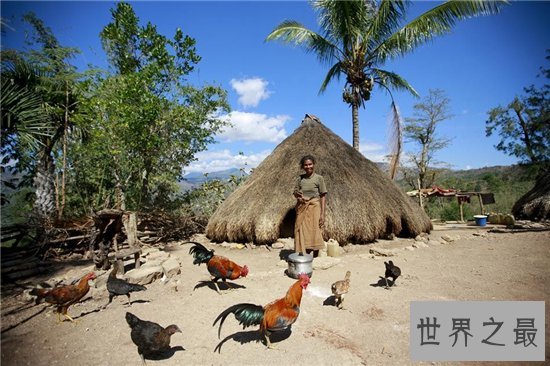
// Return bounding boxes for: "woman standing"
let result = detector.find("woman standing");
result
[293,155,327,257]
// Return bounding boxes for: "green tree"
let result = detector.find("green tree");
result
[266,0,507,177]
[486,53,549,165]
[403,89,453,189]
[77,2,229,211]
[1,13,82,222]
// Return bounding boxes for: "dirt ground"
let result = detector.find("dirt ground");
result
[1,223,549,366]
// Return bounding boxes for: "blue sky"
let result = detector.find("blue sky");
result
[2,1,549,174]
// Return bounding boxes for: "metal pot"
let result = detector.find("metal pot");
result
[286,253,313,279]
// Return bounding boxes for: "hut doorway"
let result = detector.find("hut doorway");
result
[279,208,296,238]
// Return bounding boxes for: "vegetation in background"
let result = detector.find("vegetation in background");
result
[1,12,82,234]
[486,51,549,166]
[72,2,229,214]
[398,164,538,221]
[1,3,230,242]
[402,89,453,190]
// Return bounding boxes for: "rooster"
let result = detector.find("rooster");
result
[30,272,96,322]
[384,260,401,289]
[331,270,351,309]
[213,273,310,349]
[105,262,147,308]
[187,241,248,294]
[126,312,182,365]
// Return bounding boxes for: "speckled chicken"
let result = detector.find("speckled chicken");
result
[331,271,351,309]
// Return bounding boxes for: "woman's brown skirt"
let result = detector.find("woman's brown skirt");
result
[294,197,324,253]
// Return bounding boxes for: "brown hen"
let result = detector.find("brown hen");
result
[331,270,351,309]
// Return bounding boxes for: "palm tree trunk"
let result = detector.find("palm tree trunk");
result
[33,151,57,224]
[352,103,360,150]
[58,81,69,219]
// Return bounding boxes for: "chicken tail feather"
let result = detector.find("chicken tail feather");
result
[187,241,214,265]
[213,303,264,338]
[128,283,147,292]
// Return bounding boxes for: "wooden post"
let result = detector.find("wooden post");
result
[417,178,423,208]
[459,201,464,222]
[478,193,485,215]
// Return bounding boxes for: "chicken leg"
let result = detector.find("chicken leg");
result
[264,331,277,350]
[211,278,222,294]
[336,295,345,309]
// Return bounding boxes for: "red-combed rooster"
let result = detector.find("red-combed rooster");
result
[30,272,96,322]
[187,241,248,294]
[213,273,310,349]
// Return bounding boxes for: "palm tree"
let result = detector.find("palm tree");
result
[266,0,508,178]
[1,55,59,222]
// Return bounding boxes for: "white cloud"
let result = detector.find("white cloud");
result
[218,111,289,143]
[465,165,472,170]
[185,149,271,174]
[230,77,271,108]
[359,142,388,163]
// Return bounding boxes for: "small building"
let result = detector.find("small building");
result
[206,114,432,244]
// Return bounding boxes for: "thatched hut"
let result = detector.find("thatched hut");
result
[512,170,550,220]
[206,114,432,244]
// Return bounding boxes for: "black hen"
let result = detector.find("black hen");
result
[105,262,146,307]
[384,260,401,289]
[126,312,182,365]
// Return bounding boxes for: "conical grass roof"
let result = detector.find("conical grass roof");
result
[512,169,550,220]
[206,115,432,244]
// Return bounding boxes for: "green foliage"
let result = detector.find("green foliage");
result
[2,4,231,224]
[70,2,230,212]
[403,164,538,221]
[486,52,549,164]
[180,173,247,219]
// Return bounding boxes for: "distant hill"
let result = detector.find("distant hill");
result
[179,168,248,191]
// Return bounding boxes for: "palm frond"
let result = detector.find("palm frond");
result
[377,0,508,61]
[373,68,419,98]
[1,78,52,150]
[388,101,403,181]
[319,62,342,94]
[313,0,371,48]
[266,20,340,65]
[367,0,408,48]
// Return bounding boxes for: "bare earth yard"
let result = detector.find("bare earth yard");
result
[1,224,549,365]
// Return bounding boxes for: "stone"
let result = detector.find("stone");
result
[441,235,454,243]
[146,250,170,262]
[93,272,109,289]
[369,248,398,257]
[140,247,159,257]
[162,257,181,278]
[271,242,285,249]
[229,243,245,249]
[125,266,163,285]
[141,259,164,269]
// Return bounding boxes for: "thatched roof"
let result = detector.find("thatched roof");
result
[512,170,550,220]
[206,114,432,244]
